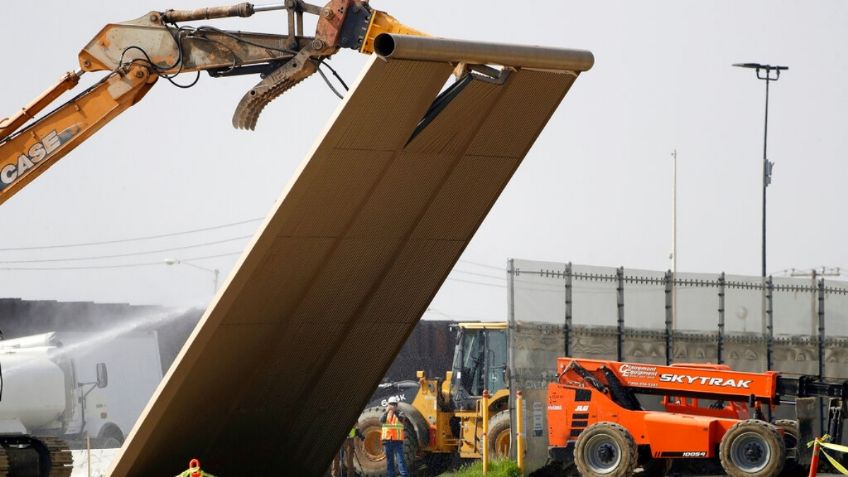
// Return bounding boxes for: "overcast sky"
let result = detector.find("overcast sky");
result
[1,1,846,322]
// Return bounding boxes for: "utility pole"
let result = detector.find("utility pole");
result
[733,63,788,277]
[671,149,678,329]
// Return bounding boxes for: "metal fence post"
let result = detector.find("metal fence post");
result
[717,272,726,364]
[664,270,673,365]
[818,278,826,379]
[616,267,625,362]
[565,262,573,357]
[818,277,826,435]
[506,259,516,460]
[482,389,490,475]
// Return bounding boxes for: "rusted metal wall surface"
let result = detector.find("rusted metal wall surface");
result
[382,320,455,382]
[0,298,202,375]
[111,46,589,475]
[0,298,161,335]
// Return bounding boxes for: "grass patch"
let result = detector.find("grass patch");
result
[438,459,521,477]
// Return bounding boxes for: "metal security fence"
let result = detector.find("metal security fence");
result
[505,259,848,474]
[508,260,848,373]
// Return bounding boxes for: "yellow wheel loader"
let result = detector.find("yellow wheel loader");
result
[354,322,511,476]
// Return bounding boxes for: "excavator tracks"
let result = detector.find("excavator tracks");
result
[37,436,73,477]
[0,448,10,477]
[0,436,72,477]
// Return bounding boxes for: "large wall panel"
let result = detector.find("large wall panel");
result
[111,42,591,476]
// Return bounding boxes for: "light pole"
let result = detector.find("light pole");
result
[164,258,220,294]
[671,149,678,329]
[732,62,788,278]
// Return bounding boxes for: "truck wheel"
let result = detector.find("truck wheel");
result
[720,420,785,477]
[354,406,420,477]
[97,424,124,449]
[488,411,512,459]
[575,422,638,477]
[100,437,122,449]
[774,420,804,477]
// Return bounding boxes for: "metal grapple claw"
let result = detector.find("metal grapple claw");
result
[232,48,320,130]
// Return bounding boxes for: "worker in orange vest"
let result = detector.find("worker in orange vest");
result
[380,396,409,477]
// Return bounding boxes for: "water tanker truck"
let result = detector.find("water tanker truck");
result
[0,332,113,476]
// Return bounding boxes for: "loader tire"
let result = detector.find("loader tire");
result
[720,419,785,477]
[488,411,512,459]
[775,420,805,477]
[353,406,419,477]
[575,422,638,477]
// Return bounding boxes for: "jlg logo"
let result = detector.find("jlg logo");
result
[575,405,589,412]
[659,373,752,389]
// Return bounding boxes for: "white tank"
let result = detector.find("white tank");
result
[0,348,68,430]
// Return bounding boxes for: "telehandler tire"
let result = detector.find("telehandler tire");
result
[575,422,638,477]
[774,420,805,477]
[353,406,419,477]
[719,419,785,477]
[488,411,512,459]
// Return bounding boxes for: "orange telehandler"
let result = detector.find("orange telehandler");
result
[546,358,847,477]
[0,0,422,207]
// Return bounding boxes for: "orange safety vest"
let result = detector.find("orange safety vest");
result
[381,413,405,441]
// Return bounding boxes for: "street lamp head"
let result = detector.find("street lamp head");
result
[732,63,789,71]
[163,258,220,293]
[733,63,788,82]
[733,62,763,69]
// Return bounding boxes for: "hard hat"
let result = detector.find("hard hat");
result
[387,396,399,405]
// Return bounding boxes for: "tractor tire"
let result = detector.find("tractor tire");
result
[719,419,785,477]
[353,406,419,477]
[775,420,805,477]
[488,411,512,459]
[574,422,638,477]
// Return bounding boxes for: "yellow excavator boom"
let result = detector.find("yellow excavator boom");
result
[0,66,156,206]
[0,0,424,206]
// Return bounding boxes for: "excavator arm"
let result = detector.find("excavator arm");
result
[0,0,423,206]
[0,66,156,205]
